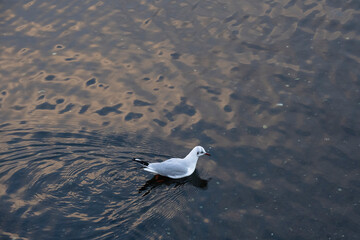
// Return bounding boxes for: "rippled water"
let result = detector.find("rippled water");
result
[1,0,360,239]
[0,123,210,239]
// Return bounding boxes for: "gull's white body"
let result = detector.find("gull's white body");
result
[134,146,210,179]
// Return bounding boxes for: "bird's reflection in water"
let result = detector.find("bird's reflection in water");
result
[139,170,210,196]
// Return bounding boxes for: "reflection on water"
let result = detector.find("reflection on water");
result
[0,124,201,239]
[138,170,209,197]
[0,0,360,239]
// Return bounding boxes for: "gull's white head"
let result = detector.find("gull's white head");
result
[193,146,211,157]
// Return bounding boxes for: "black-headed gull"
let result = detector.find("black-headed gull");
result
[133,146,210,179]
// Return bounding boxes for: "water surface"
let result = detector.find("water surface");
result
[0,0,359,239]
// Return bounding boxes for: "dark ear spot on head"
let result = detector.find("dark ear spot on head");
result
[197,151,200,155]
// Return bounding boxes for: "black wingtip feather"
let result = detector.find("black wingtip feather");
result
[132,158,149,166]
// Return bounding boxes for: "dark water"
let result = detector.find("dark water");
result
[1,0,359,239]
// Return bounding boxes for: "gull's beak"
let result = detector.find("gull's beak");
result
[205,152,211,156]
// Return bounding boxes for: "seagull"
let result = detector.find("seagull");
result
[133,146,210,179]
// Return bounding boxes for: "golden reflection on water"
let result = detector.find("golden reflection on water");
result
[1,0,357,150]
[0,0,359,239]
